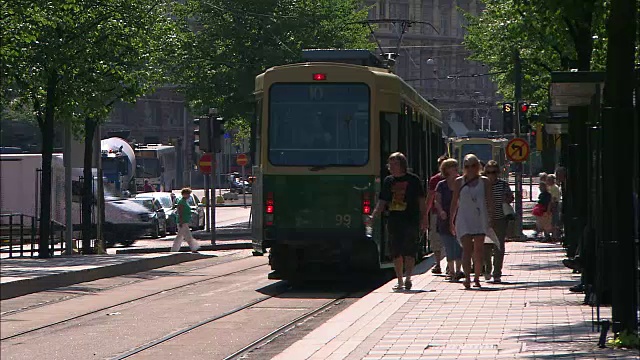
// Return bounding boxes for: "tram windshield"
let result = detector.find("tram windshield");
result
[268,83,370,167]
[460,143,493,164]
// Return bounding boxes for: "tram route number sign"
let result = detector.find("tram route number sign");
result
[506,138,530,162]
[199,153,213,174]
[236,154,249,167]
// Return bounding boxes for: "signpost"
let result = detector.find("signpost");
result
[506,138,530,162]
[199,153,213,232]
[198,153,213,174]
[237,154,249,207]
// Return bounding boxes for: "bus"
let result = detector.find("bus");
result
[448,136,509,178]
[251,49,444,280]
[134,144,177,192]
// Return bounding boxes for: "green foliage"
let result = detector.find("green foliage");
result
[462,0,608,111]
[607,330,640,349]
[173,0,373,143]
[1,0,181,135]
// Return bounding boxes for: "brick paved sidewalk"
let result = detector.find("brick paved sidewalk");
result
[274,241,637,360]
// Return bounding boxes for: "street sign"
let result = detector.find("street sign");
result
[199,153,213,174]
[506,138,530,162]
[236,153,248,167]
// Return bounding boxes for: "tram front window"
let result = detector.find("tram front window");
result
[460,144,493,164]
[268,83,370,167]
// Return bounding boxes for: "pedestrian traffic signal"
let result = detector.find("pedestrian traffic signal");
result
[211,116,225,153]
[194,117,212,152]
[519,102,529,114]
[502,102,514,134]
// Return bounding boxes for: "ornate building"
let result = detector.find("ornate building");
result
[365,0,502,135]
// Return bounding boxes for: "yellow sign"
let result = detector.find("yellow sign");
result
[506,138,530,162]
[536,124,543,151]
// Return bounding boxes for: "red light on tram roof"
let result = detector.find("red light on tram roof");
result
[312,73,327,81]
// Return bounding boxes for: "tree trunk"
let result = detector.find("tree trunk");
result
[37,74,58,259]
[82,117,97,254]
[602,0,637,334]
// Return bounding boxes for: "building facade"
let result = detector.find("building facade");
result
[365,0,503,135]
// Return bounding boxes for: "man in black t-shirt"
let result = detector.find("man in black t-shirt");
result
[371,152,427,291]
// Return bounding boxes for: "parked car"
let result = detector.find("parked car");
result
[130,197,167,238]
[136,192,178,234]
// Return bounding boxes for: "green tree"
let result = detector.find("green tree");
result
[173,0,373,143]
[2,0,180,256]
[463,0,608,109]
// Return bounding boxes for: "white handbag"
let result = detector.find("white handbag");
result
[503,202,516,216]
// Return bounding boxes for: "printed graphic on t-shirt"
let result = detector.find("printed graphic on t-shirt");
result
[389,181,408,211]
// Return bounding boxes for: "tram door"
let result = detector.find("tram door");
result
[380,112,399,262]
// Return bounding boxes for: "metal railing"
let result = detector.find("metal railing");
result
[0,213,66,258]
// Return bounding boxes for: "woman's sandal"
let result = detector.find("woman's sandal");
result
[463,279,471,289]
[474,278,482,288]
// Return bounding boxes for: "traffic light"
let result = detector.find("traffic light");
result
[194,117,212,152]
[519,102,529,114]
[502,102,514,134]
[211,116,225,153]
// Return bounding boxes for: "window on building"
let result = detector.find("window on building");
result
[440,13,449,36]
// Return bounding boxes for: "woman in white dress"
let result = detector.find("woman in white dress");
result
[449,154,495,289]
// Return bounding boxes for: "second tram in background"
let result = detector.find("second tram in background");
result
[251,49,445,280]
[447,131,510,178]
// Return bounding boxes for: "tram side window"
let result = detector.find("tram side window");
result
[380,112,399,153]
[410,119,421,175]
[268,83,370,166]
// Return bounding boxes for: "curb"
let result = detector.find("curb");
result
[114,242,253,254]
[192,230,252,240]
[0,252,209,301]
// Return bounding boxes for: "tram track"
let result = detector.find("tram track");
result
[1,253,256,318]
[1,261,269,341]
[109,291,351,360]
[224,294,350,360]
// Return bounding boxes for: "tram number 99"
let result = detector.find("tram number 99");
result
[336,214,351,227]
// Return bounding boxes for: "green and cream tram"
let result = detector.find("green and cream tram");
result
[250,50,444,280]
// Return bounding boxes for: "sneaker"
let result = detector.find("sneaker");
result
[431,266,442,274]
[484,273,491,281]
[493,277,501,283]
[456,271,465,280]
[405,279,412,290]
[392,283,404,292]
[569,284,584,293]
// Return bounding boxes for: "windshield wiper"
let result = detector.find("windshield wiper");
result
[309,164,343,171]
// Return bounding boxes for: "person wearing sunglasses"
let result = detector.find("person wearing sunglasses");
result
[449,154,495,289]
[482,160,514,283]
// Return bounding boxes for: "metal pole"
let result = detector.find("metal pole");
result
[210,137,217,247]
[183,107,189,187]
[204,171,210,232]
[210,167,216,245]
[95,125,105,253]
[241,163,247,208]
[64,122,73,255]
[514,50,524,238]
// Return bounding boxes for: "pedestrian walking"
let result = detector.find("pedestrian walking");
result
[533,182,553,240]
[171,187,200,253]
[371,152,427,291]
[449,154,495,289]
[433,158,464,282]
[482,160,514,283]
[546,174,562,240]
[426,155,449,274]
